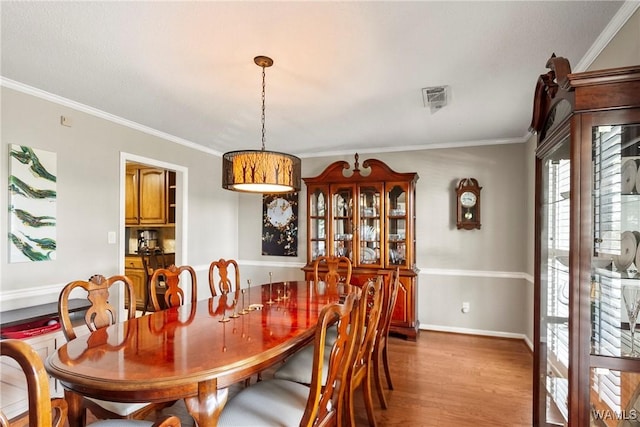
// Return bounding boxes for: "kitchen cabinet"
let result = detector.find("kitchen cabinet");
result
[125,165,175,226]
[139,167,166,225]
[532,56,640,425]
[303,154,419,340]
[125,164,139,225]
[124,255,147,311]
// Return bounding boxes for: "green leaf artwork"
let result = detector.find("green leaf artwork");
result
[8,144,57,262]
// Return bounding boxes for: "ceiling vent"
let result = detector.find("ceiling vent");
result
[422,86,449,113]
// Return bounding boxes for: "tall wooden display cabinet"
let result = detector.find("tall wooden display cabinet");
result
[303,154,420,340]
[532,55,640,425]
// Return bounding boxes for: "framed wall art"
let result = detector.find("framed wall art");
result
[8,144,57,262]
[262,192,298,256]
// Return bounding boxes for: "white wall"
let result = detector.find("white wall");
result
[588,7,640,71]
[0,86,238,310]
[236,146,531,340]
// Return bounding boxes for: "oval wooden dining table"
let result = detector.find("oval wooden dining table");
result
[46,280,355,427]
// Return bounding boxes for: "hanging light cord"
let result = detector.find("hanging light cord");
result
[261,64,267,151]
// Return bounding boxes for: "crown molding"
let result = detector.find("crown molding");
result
[1,77,222,157]
[298,136,528,159]
[2,76,529,160]
[575,0,640,72]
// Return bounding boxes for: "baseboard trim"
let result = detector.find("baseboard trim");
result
[421,323,533,351]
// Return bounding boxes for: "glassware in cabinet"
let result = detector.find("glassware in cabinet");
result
[332,185,354,260]
[592,123,640,360]
[358,184,382,266]
[308,186,328,261]
[387,183,408,267]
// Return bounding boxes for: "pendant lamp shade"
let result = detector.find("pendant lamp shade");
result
[222,149,301,193]
[222,56,301,193]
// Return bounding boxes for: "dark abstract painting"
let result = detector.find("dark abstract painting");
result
[262,193,298,256]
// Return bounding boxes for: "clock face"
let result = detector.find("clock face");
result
[267,198,294,228]
[460,191,477,208]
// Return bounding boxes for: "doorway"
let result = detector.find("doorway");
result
[119,153,187,312]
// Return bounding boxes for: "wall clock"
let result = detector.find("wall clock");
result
[266,197,294,228]
[456,178,482,230]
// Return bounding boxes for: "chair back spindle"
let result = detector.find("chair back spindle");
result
[59,274,136,342]
[150,264,197,310]
[313,255,352,287]
[208,258,241,296]
[140,248,169,313]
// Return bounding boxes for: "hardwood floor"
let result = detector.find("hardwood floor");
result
[350,331,533,426]
[90,331,533,426]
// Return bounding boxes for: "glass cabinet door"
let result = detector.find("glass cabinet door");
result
[539,136,571,426]
[387,183,408,268]
[591,122,640,424]
[308,186,328,261]
[358,184,382,266]
[332,185,354,260]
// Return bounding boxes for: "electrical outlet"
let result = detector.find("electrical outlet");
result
[60,115,72,127]
[461,301,470,313]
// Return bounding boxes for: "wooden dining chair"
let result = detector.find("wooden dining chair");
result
[0,339,67,427]
[217,291,360,427]
[58,274,168,422]
[140,248,169,313]
[59,274,136,342]
[373,267,401,409]
[208,258,240,296]
[345,272,387,427]
[272,273,383,424]
[313,255,352,286]
[0,339,182,427]
[149,264,197,311]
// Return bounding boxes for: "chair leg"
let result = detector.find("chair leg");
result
[143,280,150,315]
[382,341,394,390]
[362,371,377,427]
[373,347,388,409]
[347,382,357,427]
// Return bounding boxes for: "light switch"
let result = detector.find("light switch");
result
[461,301,470,314]
[107,231,116,244]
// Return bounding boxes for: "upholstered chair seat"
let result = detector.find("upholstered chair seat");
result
[218,290,361,427]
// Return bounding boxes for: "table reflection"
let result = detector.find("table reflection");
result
[47,280,355,427]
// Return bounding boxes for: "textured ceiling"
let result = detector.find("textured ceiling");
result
[0,1,634,157]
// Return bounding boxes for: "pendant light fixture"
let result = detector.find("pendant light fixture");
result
[222,56,301,193]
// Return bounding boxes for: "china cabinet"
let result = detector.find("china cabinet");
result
[532,56,640,425]
[303,154,419,339]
